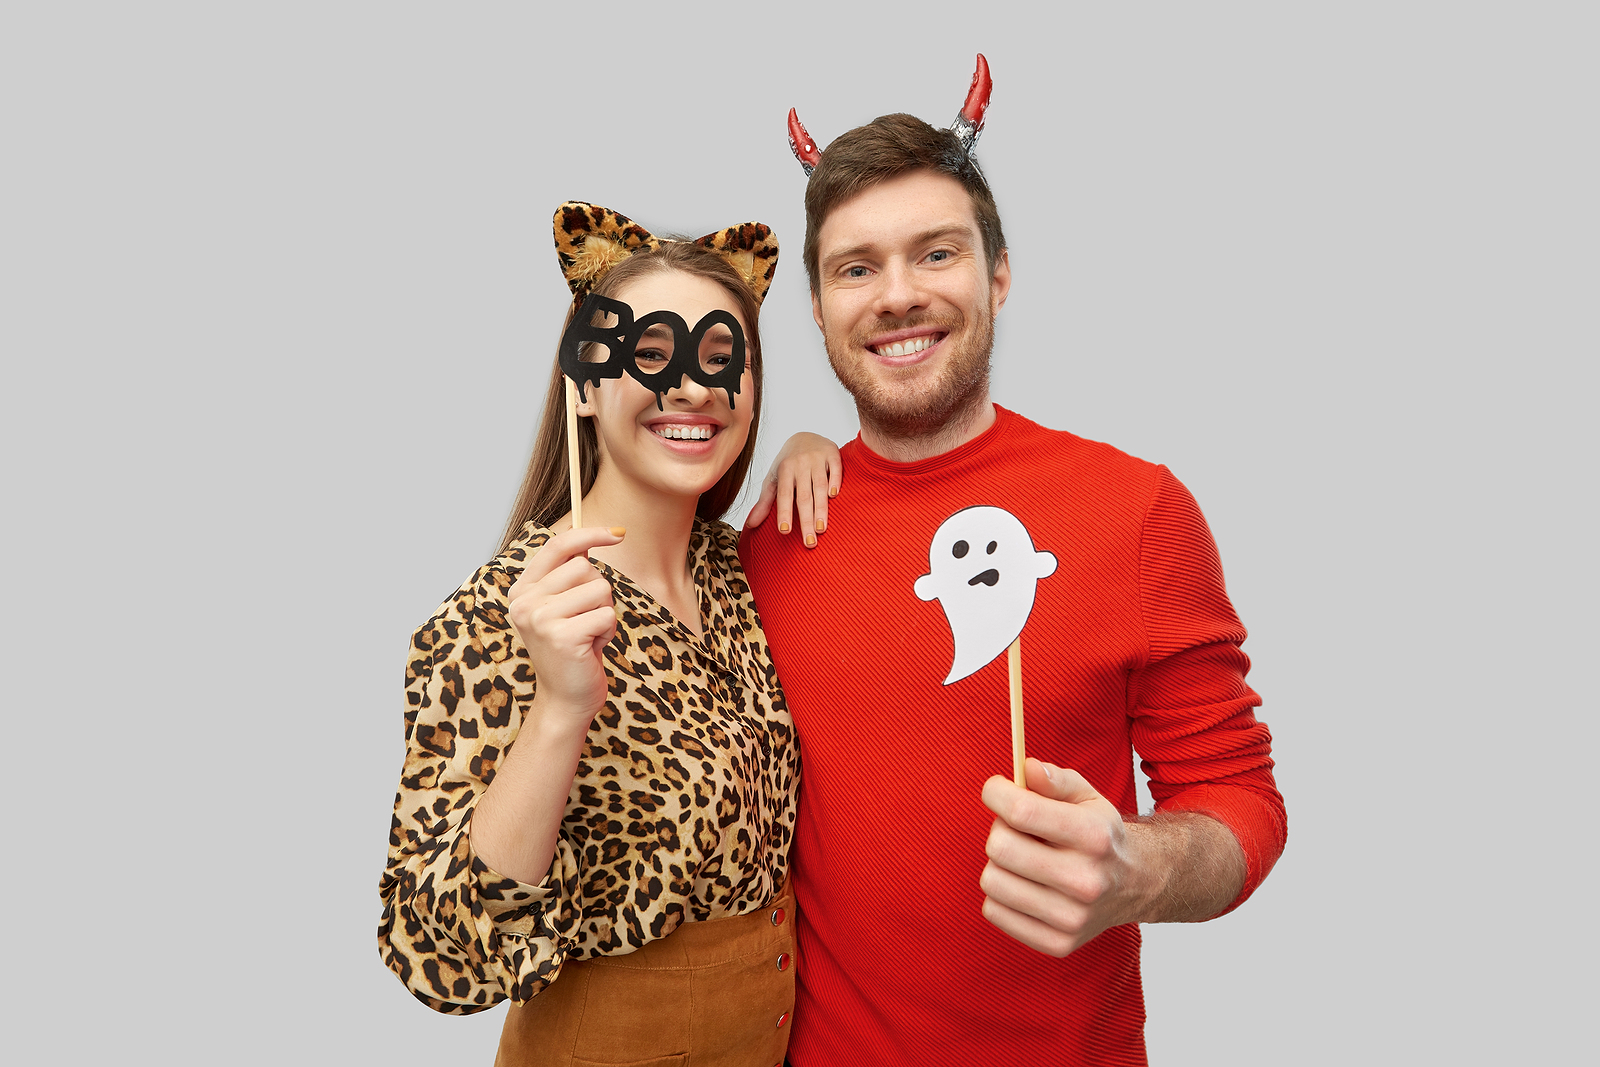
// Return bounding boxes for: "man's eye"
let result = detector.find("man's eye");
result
[927,250,950,263]
[845,266,870,278]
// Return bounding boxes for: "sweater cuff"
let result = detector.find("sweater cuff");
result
[1157,783,1287,915]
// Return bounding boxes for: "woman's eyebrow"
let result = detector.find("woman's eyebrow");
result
[640,323,675,341]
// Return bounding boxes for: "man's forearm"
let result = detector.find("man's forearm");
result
[1124,811,1247,924]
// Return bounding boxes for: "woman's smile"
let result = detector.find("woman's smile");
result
[646,414,725,451]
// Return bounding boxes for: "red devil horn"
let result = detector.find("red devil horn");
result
[788,108,820,177]
[951,53,992,154]
[961,54,993,123]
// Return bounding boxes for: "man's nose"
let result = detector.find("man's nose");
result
[872,259,925,319]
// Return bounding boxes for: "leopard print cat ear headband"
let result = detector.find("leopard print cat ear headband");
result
[786,53,993,177]
[552,202,780,312]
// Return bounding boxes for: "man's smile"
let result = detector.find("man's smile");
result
[868,329,948,365]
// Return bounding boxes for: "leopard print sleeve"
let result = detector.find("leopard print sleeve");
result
[376,544,584,1015]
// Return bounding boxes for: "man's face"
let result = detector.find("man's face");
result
[811,169,1011,438]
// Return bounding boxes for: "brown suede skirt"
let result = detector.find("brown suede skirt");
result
[494,884,796,1067]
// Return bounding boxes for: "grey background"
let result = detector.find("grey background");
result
[3,2,1593,1063]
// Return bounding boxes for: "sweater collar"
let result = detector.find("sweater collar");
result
[847,404,1018,478]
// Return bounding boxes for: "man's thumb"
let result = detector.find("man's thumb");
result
[1026,758,1104,806]
[745,477,776,528]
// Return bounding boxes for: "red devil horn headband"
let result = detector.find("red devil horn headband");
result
[951,53,992,154]
[787,109,820,177]
[787,53,992,177]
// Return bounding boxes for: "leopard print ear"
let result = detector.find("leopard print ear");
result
[553,202,662,303]
[695,222,780,306]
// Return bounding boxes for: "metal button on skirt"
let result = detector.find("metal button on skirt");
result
[494,884,796,1067]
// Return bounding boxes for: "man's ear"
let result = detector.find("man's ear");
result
[991,248,1012,314]
[811,289,826,334]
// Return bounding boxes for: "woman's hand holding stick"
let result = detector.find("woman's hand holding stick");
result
[507,525,625,717]
[469,525,625,885]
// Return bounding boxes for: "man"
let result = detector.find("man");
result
[739,110,1285,1064]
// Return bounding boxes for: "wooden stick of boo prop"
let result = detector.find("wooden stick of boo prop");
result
[566,377,583,528]
[914,506,1057,789]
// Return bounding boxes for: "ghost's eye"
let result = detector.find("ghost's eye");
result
[952,540,969,559]
[986,541,997,554]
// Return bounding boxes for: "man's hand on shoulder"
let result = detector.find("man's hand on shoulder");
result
[979,758,1246,958]
[744,431,841,547]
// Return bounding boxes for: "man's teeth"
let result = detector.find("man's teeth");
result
[654,425,716,440]
[875,335,936,357]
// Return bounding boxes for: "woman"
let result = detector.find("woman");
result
[378,205,833,1066]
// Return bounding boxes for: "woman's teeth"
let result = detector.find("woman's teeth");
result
[875,335,936,357]
[653,425,716,440]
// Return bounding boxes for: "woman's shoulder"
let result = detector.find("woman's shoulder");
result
[414,523,554,640]
[692,516,760,612]
[694,516,742,555]
[692,517,749,582]
[503,520,556,568]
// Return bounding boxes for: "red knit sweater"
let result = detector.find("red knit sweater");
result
[740,406,1284,1065]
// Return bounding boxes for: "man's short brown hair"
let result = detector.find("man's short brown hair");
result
[802,112,1007,294]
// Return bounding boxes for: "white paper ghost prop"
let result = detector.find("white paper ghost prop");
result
[913,506,1058,684]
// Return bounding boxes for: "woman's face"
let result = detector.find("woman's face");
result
[577,269,755,505]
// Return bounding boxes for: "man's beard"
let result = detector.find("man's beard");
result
[824,305,995,444]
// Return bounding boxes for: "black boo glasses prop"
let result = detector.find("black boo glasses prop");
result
[559,293,747,410]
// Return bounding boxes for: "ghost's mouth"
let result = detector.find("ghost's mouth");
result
[967,569,999,587]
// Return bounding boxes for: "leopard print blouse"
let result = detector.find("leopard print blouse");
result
[378,519,799,1015]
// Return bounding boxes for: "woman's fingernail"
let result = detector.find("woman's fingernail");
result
[778,522,790,534]
[804,534,816,547]
[1042,763,1055,782]
[815,520,826,533]
[829,487,839,498]
[609,526,626,537]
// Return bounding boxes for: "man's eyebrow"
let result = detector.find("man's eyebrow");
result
[821,225,976,268]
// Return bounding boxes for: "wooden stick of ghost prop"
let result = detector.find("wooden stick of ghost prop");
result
[1007,638,1025,787]
[915,507,1057,788]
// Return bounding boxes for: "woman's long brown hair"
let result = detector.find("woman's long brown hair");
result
[498,243,765,553]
